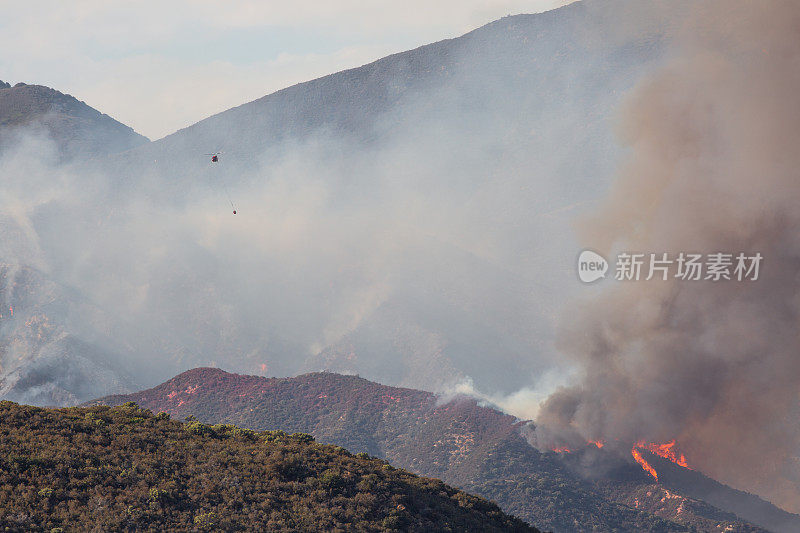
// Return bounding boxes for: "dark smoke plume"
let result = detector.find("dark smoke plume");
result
[535,0,800,513]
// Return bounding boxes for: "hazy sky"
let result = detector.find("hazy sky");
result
[1,1,576,140]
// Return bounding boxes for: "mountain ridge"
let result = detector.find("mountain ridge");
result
[90,367,797,532]
[0,81,149,159]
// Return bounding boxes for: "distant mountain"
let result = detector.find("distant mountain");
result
[0,80,149,405]
[91,368,797,532]
[0,81,148,160]
[111,0,681,190]
[0,400,535,532]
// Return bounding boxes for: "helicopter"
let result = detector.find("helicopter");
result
[205,151,236,214]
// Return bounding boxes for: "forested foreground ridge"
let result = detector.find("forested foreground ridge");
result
[0,401,537,532]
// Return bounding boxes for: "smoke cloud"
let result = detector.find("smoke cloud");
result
[534,0,800,513]
[10,0,675,405]
[1,29,599,402]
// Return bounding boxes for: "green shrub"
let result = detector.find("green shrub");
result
[260,430,286,443]
[194,511,217,529]
[291,432,315,444]
[320,469,344,491]
[232,427,255,440]
[184,421,211,435]
[382,515,402,529]
[149,488,169,502]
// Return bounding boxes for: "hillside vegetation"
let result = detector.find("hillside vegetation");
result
[0,400,536,532]
[95,368,737,532]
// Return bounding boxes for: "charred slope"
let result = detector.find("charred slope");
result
[0,81,148,160]
[91,367,783,532]
[0,400,535,532]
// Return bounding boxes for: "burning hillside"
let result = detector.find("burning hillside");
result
[629,440,691,483]
[552,439,692,483]
[634,441,690,474]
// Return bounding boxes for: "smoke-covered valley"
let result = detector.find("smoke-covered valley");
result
[1,0,679,401]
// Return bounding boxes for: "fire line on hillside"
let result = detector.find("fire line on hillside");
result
[552,439,692,482]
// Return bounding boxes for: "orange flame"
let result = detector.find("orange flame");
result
[631,439,691,481]
[631,447,659,481]
[636,439,690,469]
[551,438,688,483]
